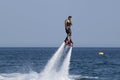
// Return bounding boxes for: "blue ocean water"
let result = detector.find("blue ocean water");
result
[0,47,120,80]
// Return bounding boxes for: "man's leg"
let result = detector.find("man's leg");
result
[69,34,73,46]
[68,32,73,43]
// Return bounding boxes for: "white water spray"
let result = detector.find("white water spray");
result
[40,43,73,80]
[58,47,72,80]
[42,42,66,74]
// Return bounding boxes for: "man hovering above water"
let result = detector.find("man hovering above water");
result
[64,16,73,46]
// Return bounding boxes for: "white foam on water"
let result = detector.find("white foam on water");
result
[0,72,40,80]
[70,75,99,80]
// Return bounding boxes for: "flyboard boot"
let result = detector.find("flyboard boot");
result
[64,36,73,47]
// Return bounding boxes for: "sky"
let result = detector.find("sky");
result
[0,0,120,47]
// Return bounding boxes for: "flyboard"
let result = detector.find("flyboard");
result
[64,36,73,47]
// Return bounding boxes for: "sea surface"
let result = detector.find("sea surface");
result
[0,47,120,80]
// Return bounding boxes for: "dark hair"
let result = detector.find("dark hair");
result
[68,16,72,18]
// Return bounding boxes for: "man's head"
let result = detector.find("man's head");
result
[68,16,72,20]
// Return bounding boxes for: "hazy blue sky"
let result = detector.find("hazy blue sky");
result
[0,0,120,47]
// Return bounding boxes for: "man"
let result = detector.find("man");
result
[64,16,73,46]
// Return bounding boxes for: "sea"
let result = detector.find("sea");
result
[0,46,120,80]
